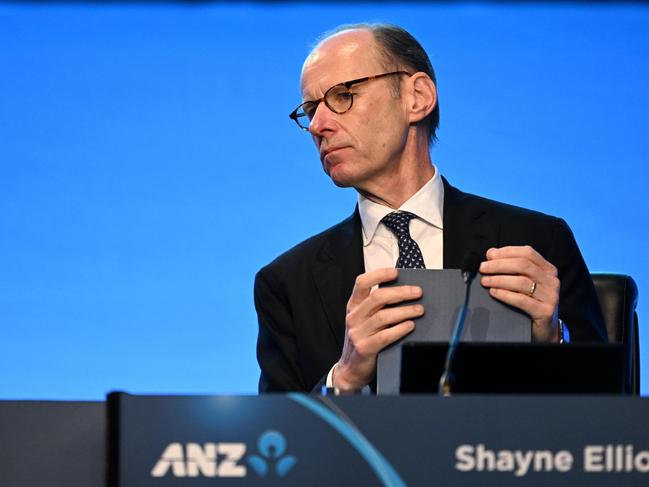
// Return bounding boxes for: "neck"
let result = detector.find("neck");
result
[357,133,435,208]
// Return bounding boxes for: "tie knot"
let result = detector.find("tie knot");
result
[381,211,418,238]
[381,211,426,269]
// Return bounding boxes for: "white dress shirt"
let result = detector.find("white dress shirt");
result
[326,166,445,390]
[358,166,444,272]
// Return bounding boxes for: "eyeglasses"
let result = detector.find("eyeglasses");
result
[289,71,411,131]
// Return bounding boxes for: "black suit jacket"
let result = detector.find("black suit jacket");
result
[255,179,607,392]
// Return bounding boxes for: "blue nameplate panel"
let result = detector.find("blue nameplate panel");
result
[109,393,649,486]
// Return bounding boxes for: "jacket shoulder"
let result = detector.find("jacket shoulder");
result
[257,211,359,280]
[446,182,560,225]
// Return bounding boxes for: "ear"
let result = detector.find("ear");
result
[406,73,437,124]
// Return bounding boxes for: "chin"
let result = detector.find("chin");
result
[330,178,353,188]
[326,164,359,188]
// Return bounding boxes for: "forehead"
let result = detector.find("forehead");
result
[300,29,385,99]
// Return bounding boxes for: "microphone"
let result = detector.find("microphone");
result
[438,251,482,396]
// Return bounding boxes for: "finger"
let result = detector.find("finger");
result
[363,320,416,353]
[368,303,425,332]
[354,285,423,318]
[481,274,548,300]
[347,287,422,328]
[348,304,423,347]
[482,274,559,303]
[348,268,399,308]
[486,246,557,274]
[488,287,555,320]
[480,256,542,277]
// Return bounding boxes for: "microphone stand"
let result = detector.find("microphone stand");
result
[438,266,478,396]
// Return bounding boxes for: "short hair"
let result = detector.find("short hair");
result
[318,23,439,144]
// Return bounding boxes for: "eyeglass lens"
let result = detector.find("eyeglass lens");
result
[295,84,354,129]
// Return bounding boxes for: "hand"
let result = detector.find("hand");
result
[334,268,424,391]
[479,246,560,342]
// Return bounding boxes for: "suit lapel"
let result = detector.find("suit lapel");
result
[442,177,499,268]
[312,209,364,348]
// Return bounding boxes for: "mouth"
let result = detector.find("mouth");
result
[320,146,348,162]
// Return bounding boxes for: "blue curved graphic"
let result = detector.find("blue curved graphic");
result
[276,455,297,477]
[288,394,407,487]
[247,455,269,477]
[258,430,286,458]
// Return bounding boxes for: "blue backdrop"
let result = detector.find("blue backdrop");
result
[1,2,647,398]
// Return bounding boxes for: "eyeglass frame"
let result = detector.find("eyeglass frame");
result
[288,70,412,131]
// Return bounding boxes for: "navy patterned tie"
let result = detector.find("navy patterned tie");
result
[381,211,426,269]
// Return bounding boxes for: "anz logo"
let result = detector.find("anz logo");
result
[248,430,297,477]
[150,430,297,479]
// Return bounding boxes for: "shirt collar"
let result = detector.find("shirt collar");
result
[358,164,444,246]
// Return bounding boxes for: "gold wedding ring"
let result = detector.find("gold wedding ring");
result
[528,280,537,297]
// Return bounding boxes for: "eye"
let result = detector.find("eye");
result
[326,86,355,112]
[334,91,353,102]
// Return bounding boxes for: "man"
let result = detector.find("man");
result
[255,23,607,393]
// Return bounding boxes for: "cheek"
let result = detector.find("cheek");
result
[356,110,391,149]
[372,98,407,133]
[367,113,407,154]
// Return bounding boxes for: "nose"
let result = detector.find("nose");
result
[308,101,335,137]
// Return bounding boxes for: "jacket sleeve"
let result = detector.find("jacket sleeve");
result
[548,218,608,342]
[254,266,307,392]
